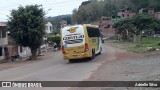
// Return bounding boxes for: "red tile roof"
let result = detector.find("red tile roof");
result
[0,23,7,27]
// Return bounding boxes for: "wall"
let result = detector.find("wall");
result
[155,12,160,19]
[99,17,116,37]
[18,47,31,58]
[0,38,8,46]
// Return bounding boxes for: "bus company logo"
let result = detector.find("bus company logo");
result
[2,82,12,87]
[67,27,77,33]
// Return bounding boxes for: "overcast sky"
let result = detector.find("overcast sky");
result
[0,0,88,22]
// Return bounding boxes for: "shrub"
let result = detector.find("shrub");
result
[48,35,61,46]
[109,35,118,40]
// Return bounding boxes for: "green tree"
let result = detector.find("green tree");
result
[8,5,45,60]
[114,14,160,45]
[72,0,160,24]
[48,35,61,47]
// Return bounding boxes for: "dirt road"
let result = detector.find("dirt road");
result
[70,42,160,90]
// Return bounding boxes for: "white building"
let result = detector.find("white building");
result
[45,21,53,34]
[0,23,7,61]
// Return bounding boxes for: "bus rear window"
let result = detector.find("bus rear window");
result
[87,27,100,37]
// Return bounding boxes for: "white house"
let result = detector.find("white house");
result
[0,23,7,61]
[45,21,53,34]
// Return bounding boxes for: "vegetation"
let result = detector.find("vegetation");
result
[72,0,160,24]
[114,14,160,45]
[46,15,72,33]
[48,35,61,47]
[113,37,160,53]
[8,5,45,60]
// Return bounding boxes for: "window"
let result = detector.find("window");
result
[0,47,2,56]
[20,46,23,53]
[122,14,124,17]
[2,30,6,38]
[50,26,52,31]
[87,27,100,37]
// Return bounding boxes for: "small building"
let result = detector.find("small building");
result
[139,8,155,14]
[0,23,8,61]
[45,21,53,34]
[98,16,115,37]
[155,12,160,19]
[118,9,136,18]
[0,23,31,61]
[148,8,155,14]
[43,21,54,50]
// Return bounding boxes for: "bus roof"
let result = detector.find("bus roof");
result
[83,24,98,28]
[62,24,99,29]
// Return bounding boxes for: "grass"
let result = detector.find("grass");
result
[112,18,124,23]
[112,37,160,53]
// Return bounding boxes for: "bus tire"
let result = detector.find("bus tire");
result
[89,50,95,60]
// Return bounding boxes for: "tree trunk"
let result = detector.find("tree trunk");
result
[134,35,141,46]
[30,47,37,60]
[37,47,41,55]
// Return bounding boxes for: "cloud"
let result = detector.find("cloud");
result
[0,0,87,22]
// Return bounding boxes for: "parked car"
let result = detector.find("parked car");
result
[141,35,148,37]
[153,34,160,38]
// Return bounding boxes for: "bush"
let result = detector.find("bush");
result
[142,37,160,44]
[48,35,61,46]
[109,35,118,40]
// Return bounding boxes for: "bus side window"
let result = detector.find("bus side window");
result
[87,27,100,37]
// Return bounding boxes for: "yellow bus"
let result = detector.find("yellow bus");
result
[61,24,102,62]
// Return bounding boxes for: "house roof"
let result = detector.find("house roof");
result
[0,23,7,27]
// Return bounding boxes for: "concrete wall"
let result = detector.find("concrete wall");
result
[0,56,4,61]
[0,38,8,46]
[18,47,31,58]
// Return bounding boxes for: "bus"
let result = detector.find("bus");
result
[61,24,102,62]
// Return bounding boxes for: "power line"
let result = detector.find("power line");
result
[42,0,84,9]
[0,0,85,12]
[42,0,84,5]
[0,0,86,10]
[0,0,88,20]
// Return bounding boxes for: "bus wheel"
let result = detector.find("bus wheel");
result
[90,50,95,60]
